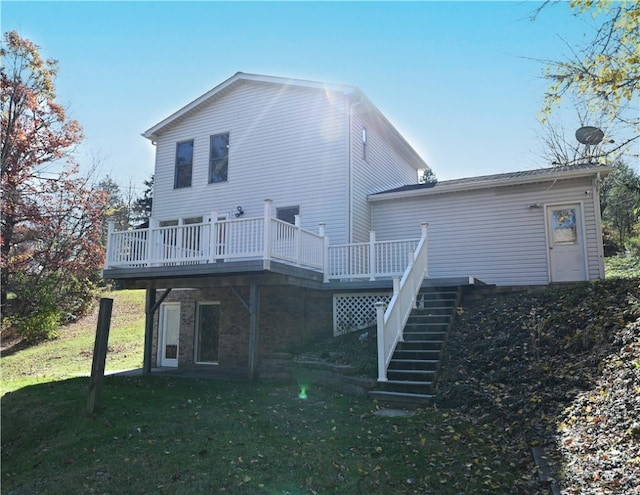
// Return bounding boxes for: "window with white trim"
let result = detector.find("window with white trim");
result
[276,206,300,225]
[174,140,193,189]
[209,133,229,183]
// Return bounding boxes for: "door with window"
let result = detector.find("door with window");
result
[159,303,180,367]
[195,302,220,364]
[546,204,587,282]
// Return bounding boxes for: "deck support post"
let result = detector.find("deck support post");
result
[143,288,156,374]
[248,283,260,381]
[143,287,172,374]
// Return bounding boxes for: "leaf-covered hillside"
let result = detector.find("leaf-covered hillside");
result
[436,278,640,494]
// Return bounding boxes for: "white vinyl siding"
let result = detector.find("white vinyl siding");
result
[151,83,350,243]
[349,109,421,243]
[371,177,602,286]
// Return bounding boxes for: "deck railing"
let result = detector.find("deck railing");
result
[105,200,426,286]
[324,233,420,282]
[375,223,429,382]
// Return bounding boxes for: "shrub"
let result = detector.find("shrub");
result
[16,309,61,344]
[7,271,99,344]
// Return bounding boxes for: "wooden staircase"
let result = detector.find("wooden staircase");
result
[369,287,461,407]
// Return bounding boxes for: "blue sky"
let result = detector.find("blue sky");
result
[2,1,601,190]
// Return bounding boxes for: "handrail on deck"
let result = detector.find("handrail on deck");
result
[375,222,429,382]
[105,200,428,293]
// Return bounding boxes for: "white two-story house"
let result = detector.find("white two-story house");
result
[104,72,609,387]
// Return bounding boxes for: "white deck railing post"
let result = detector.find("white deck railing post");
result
[176,218,184,260]
[319,223,330,282]
[209,211,218,262]
[148,218,158,266]
[407,251,417,309]
[105,221,115,268]
[421,222,429,278]
[369,231,376,281]
[375,301,387,381]
[263,199,272,265]
[294,214,301,266]
[392,276,402,341]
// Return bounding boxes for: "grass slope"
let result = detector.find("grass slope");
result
[1,289,146,394]
[2,281,639,494]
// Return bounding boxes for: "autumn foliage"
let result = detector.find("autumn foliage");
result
[1,31,106,342]
[540,0,639,150]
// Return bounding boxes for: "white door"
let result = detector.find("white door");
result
[159,303,180,367]
[546,204,587,282]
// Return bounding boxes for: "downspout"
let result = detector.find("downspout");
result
[347,91,365,243]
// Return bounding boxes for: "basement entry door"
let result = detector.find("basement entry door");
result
[546,204,587,282]
[159,303,180,367]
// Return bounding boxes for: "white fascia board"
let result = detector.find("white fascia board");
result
[368,166,614,202]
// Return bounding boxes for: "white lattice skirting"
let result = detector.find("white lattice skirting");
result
[333,292,392,336]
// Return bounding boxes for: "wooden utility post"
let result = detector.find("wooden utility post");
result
[86,298,113,415]
[248,284,260,381]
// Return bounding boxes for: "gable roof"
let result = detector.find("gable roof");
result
[142,72,428,170]
[143,72,359,141]
[369,163,613,201]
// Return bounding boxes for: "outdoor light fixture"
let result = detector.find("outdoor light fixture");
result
[235,206,244,218]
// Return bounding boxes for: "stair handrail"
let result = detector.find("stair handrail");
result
[375,223,429,382]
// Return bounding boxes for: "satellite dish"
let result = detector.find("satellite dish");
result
[575,126,605,146]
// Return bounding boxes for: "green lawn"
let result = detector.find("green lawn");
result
[1,289,146,394]
[1,290,533,494]
[3,280,637,494]
[605,252,640,278]
[1,376,528,495]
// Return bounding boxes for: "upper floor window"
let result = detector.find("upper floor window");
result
[362,128,367,160]
[209,133,229,183]
[277,206,300,225]
[174,140,193,189]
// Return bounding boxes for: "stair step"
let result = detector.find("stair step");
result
[402,337,445,347]
[381,379,434,387]
[388,359,440,370]
[396,341,443,351]
[400,343,443,351]
[388,369,436,379]
[376,380,435,395]
[369,286,462,406]
[404,329,448,336]
[405,321,450,328]
[393,350,441,360]
[407,315,452,322]
[369,390,434,406]
[382,370,437,384]
[403,330,446,337]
